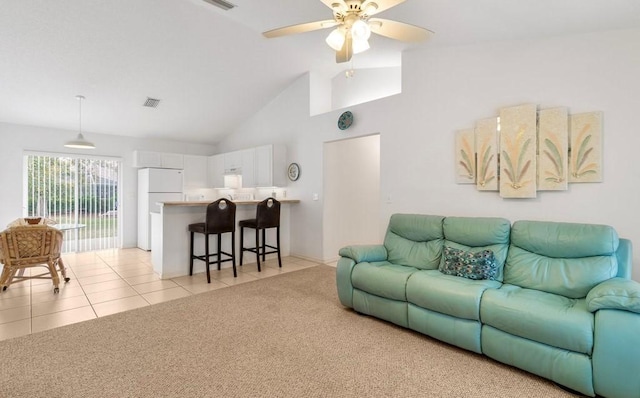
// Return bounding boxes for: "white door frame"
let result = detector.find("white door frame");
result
[322,133,381,262]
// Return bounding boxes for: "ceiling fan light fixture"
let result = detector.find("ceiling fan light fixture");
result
[362,2,378,16]
[352,37,370,54]
[351,19,371,41]
[64,95,95,150]
[326,28,345,51]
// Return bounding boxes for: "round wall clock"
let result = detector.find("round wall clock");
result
[287,163,300,181]
[338,111,353,130]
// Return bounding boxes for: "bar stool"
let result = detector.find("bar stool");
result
[188,198,236,282]
[239,197,281,272]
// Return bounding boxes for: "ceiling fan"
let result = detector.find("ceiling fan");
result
[263,0,433,63]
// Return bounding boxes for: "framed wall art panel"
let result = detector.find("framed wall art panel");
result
[475,117,499,191]
[569,111,603,183]
[455,128,476,184]
[499,104,537,198]
[538,107,569,191]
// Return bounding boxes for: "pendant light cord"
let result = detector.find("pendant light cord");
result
[77,95,84,137]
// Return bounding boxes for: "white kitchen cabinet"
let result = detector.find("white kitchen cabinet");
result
[207,144,286,188]
[219,149,255,187]
[183,155,208,190]
[133,150,184,169]
[132,150,161,168]
[223,151,242,173]
[160,152,185,169]
[208,154,225,188]
[255,144,287,187]
[240,148,255,187]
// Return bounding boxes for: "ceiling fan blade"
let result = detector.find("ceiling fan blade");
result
[336,35,353,63]
[319,0,346,11]
[368,18,433,42]
[263,20,338,38]
[361,0,406,16]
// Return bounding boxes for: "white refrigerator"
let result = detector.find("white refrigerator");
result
[137,168,183,251]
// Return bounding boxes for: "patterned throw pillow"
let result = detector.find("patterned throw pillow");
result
[439,246,497,280]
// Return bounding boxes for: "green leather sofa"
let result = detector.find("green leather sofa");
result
[336,214,639,398]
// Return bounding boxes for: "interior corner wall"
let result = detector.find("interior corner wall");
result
[0,122,216,249]
[331,66,401,110]
[219,28,640,279]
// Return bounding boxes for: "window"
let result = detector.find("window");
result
[23,153,121,252]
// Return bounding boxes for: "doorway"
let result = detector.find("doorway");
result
[23,153,122,252]
[323,134,381,262]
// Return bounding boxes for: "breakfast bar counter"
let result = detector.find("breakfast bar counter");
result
[151,199,299,279]
[160,199,300,206]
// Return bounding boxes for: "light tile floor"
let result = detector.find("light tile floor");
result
[0,249,322,341]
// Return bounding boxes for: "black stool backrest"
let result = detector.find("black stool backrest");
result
[205,199,236,234]
[256,197,281,229]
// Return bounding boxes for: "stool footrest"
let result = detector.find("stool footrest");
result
[242,245,279,257]
[191,253,235,263]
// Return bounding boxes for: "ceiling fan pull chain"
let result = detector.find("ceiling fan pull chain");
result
[346,56,355,78]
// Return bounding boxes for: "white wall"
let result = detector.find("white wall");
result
[0,122,216,248]
[219,28,640,280]
[331,66,401,110]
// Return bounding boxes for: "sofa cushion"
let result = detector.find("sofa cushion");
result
[510,220,619,258]
[439,246,498,280]
[443,216,511,247]
[481,284,594,354]
[441,217,511,281]
[352,261,417,301]
[407,270,501,321]
[505,220,619,298]
[383,214,445,270]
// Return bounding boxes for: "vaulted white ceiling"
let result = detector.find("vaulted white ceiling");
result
[1,0,639,144]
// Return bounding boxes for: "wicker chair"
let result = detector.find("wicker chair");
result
[0,225,70,293]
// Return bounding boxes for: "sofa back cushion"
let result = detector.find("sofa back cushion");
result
[440,217,511,282]
[505,220,619,298]
[384,214,445,270]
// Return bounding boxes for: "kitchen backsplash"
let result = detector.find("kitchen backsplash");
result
[183,187,287,201]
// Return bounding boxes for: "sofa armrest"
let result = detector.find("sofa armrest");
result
[338,244,387,264]
[586,277,640,314]
[592,309,640,397]
[336,245,386,309]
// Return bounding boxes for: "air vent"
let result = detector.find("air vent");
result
[143,97,161,108]
[201,0,236,11]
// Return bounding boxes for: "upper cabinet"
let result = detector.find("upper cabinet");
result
[133,150,184,169]
[182,155,209,190]
[208,154,225,188]
[223,151,242,173]
[255,144,287,187]
[207,144,287,188]
[240,148,255,188]
[134,145,287,188]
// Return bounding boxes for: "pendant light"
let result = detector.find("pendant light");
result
[64,95,95,149]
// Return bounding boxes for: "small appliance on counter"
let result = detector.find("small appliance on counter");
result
[233,192,254,201]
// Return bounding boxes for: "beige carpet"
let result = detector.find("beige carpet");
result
[0,265,578,397]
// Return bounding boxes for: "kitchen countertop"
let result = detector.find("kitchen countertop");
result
[159,199,300,206]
